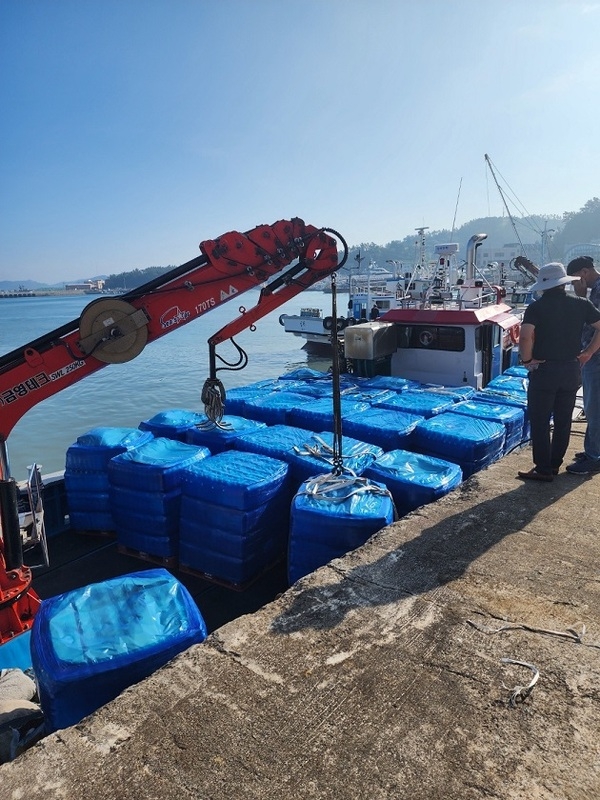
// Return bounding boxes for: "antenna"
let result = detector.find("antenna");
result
[415,226,429,270]
[451,178,462,239]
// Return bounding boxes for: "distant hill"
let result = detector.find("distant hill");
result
[0,276,108,291]
[4,200,598,287]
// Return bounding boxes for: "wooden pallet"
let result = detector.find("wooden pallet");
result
[178,557,283,593]
[116,544,177,569]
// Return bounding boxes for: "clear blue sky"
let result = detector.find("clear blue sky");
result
[1,0,599,283]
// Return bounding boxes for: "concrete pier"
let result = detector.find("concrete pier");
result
[2,419,599,799]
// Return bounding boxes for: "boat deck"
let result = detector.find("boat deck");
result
[31,529,288,634]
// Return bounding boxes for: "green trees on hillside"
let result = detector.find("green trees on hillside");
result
[102,199,599,288]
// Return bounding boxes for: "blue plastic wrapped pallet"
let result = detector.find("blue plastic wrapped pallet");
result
[139,408,209,442]
[181,449,289,511]
[364,450,462,517]
[286,378,360,399]
[179,450,290,586]
[186,415,266,454]
[357,375,420,392]
[287,432,384,488]
[486,374,528,395]
[373,388,455,418]
[422,384,477,401]
[476,389,530,440]
[234,424,321,465]
[287,397,370,433]
[288,476,394,585]
[222,379,284,416]
[241,391,309,425]
[30,569,207,733]
[343,408,423,451]
[502,365,529,378]
[412,412,505,478]
[108,438,210,558]
[450,400,526,452]
[65,427,154,532]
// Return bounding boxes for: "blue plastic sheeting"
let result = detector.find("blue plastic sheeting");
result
[110,485,181,517]
[421,384,477,401]
[486,374,529,395]
[181,491,289,537]
[31,569,207,733]
[223,380,286,415]
[240,391,309,425]
[108,438,211,492]
[65,471,110,493]
[65,427,154,471]
[287,398,370,433]
[357,375,420,392]
[186,415,266,454]
[476,389,530,440]
[287,432,384,487]
[373,389,455,418]
[288,477,394,584]
[182,450,289,511]
[69,511,114,532]
[503,365,529,378]
[179,491,289,585]
[139,409,210,442]
[346,389,397,404]
[66,490,110,513]
[343,408,423,452]
[65,427,155,532]
[287,381,359,399]
[450,400,526,450]
[278,368,331,381]
[234,424,317,464]
[0,630,32,671]
[413,412,505,462]
[364,450,462,517]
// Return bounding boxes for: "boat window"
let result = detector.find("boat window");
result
[475,326,482,352]
[396,325,465,352]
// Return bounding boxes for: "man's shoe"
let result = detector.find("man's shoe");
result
[574,451,586,460]
[566,456,600,475]
[517,468,554,482]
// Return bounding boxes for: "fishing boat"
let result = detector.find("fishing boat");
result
[279,226,517,352]
[0,219,528,756]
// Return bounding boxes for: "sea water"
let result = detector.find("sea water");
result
[1,290,345,478]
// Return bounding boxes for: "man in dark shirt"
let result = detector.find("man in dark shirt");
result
[517,262,600,481]
[565,256,600,474]
[369,304,380,321]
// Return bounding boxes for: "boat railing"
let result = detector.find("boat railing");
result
[299,308,323,318]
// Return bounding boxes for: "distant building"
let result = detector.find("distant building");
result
[64,279,105,292]
[478,242,538,274]
[564,243,600,265]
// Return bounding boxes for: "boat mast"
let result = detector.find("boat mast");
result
[484,154,526,253]
[415,226,429,274]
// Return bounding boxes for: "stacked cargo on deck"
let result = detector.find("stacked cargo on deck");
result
[64,427,153,532]
[108,438,210,561]
[59,368,531,595]
[178,450,291,588]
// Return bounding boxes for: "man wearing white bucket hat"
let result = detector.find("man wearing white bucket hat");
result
[517,262,600,482]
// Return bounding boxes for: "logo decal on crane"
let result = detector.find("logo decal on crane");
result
[220,285,238,301]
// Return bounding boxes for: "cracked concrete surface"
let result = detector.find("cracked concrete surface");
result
[2,420,599,799]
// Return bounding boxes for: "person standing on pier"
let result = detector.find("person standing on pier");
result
[564,256,600,474]
[517,262,600,482]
